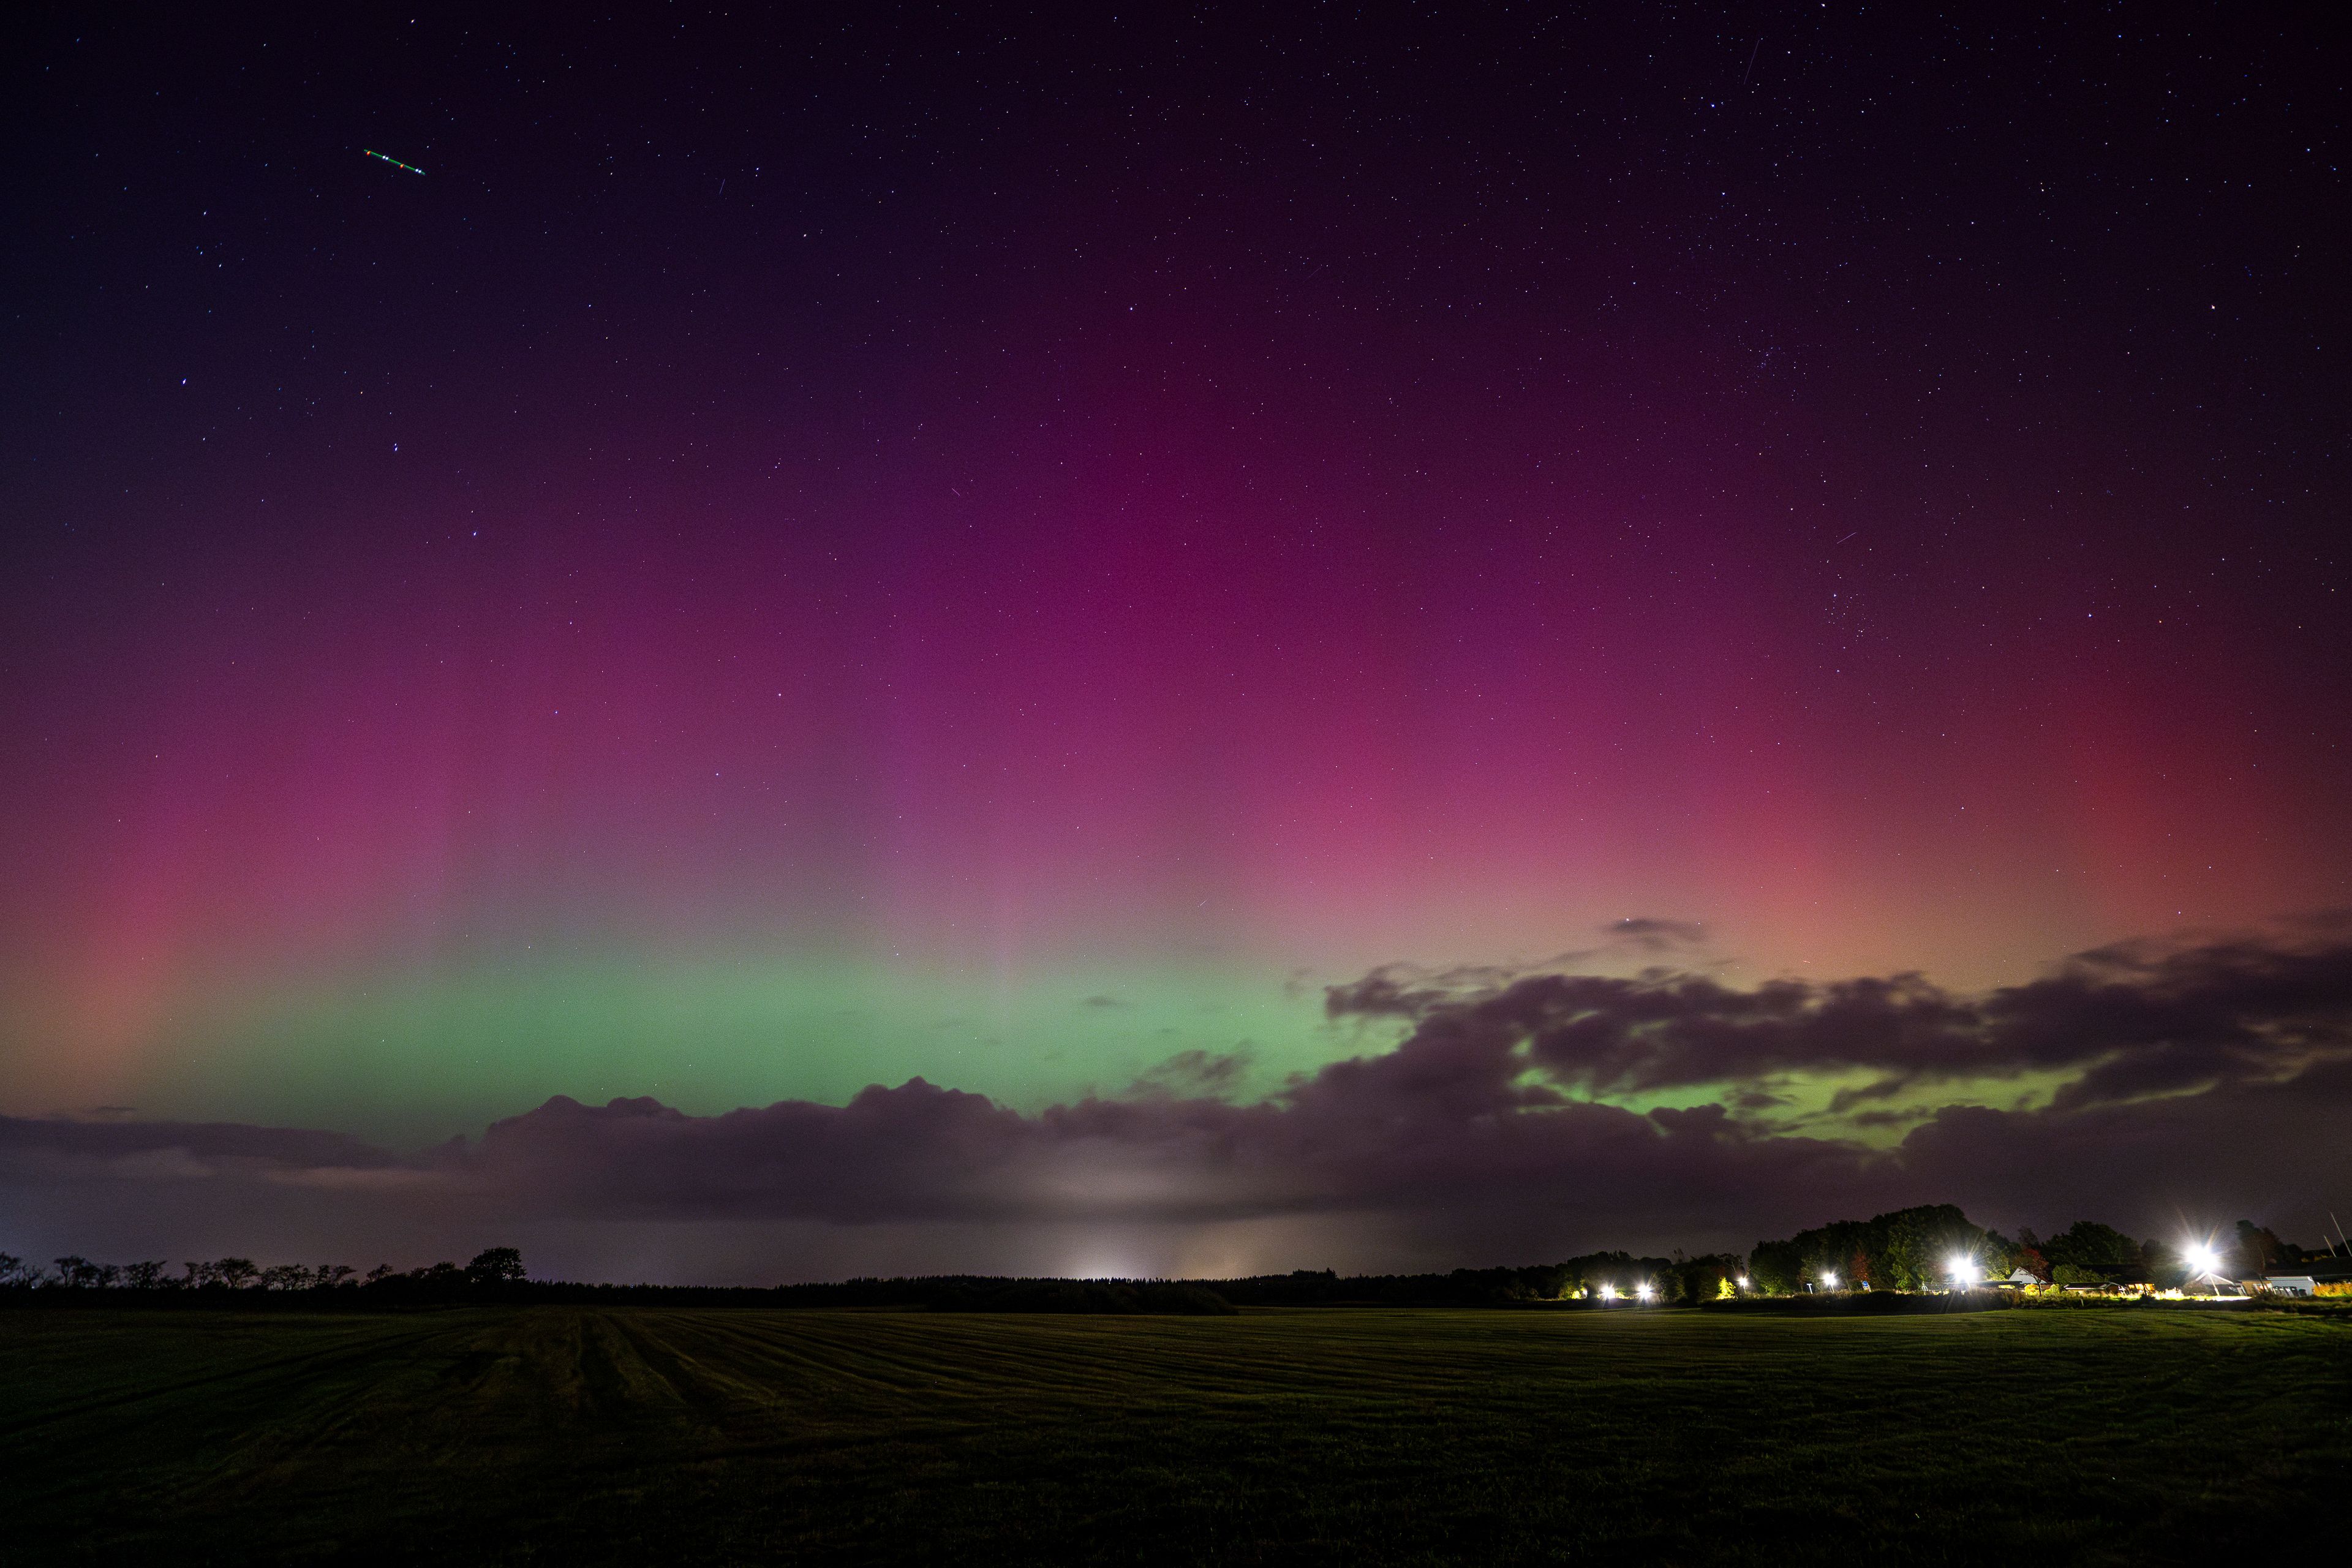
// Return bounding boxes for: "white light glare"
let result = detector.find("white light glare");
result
[1635,1281,1656,1301]
[1947,1254,1975,1284]
[1822,1270,1839,1288]
[2186,1244,2221,1274]
[1599,1284,1617,1301]
[1736,1276,1751,1289]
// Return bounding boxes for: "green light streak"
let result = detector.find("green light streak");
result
[136,950,1334,1143]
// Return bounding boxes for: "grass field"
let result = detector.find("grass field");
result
[3,1306,2346,1564]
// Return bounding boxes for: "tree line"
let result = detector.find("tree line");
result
[6,1208,2339,1311]
[0,1247,526,1305]
[1746,1205,2345,1294]
[0,1249,1749,1310]
[0,1251,1235,1314]
[1208,1251,1748,1307]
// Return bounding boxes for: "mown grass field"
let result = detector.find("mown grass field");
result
[2,1306,2345,1564]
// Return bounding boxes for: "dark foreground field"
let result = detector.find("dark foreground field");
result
[4,1306,2346,1564]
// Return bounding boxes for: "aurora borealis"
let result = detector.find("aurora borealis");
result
[5,7,2349,1280]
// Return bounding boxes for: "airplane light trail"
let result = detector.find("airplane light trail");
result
[363,149,425,176]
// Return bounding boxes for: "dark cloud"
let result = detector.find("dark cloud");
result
[1125,1049,1253,1099]
[1,1114,404,1178]
[1603,918,1711,954]
[1326,925,2352,1106]
[6,927,2348,1282]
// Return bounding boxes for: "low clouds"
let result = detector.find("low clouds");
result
[0,1113,402,1182]
[1329,919,2352,1110]
[6,924,2350,1282]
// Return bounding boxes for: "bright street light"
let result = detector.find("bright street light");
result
[1947,1253,1975,1285]
[1599,1283,1616,1301]
[1822,1270,1839,1289]
[1736,1276,1750,1290]
[1635,1281,1655,1302]
[2184,1242,2227,1297]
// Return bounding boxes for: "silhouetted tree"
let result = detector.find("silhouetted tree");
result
[2042,1221,2139,1272]
[402,1261,467,1302]
[466,1247,526,1287]
[2234,1220,2283,1275]
[53,1256,105,1289]
[1751,1204,1989,1293]
[1672,1254,1740,1303]
[1747,1240,1804,1295]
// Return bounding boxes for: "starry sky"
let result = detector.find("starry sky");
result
[4,6,2348,1278]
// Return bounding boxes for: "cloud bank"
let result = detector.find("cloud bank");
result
[7,924,2348,1283]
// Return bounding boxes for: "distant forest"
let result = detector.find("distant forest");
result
[4,1207,2342,1313]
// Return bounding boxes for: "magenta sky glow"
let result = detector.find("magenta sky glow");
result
[4,7,2348,1279]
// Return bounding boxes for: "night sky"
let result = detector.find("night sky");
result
[5,6,2348,1282]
